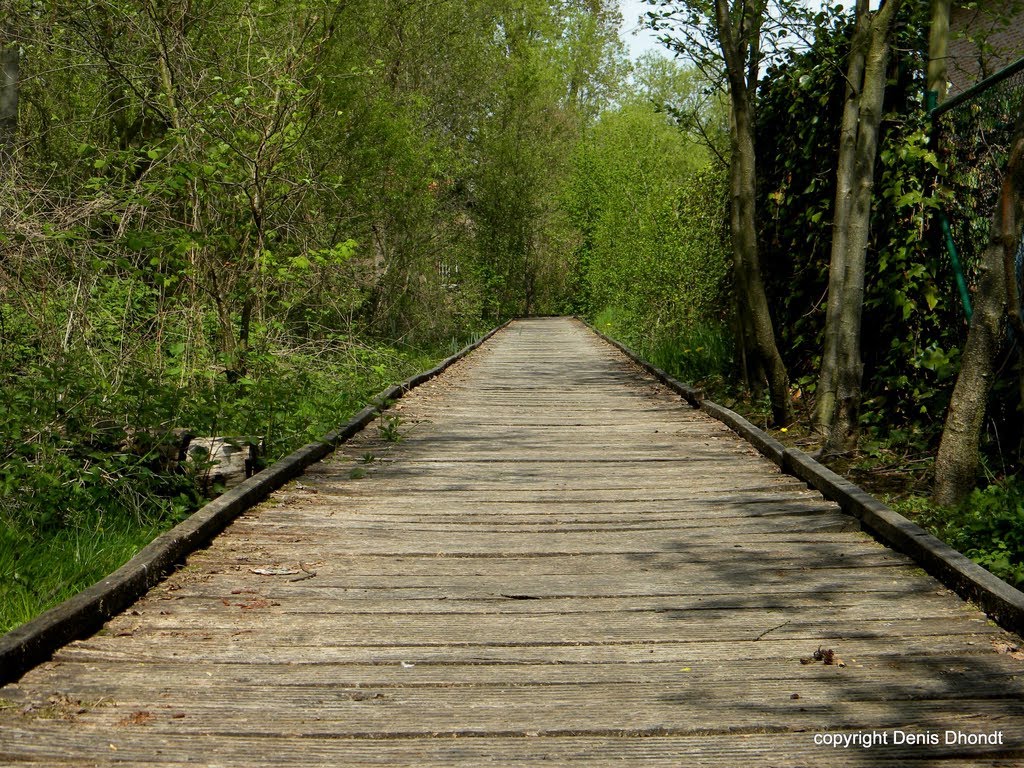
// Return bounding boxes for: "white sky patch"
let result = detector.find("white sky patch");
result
[618,0,836,62]
[619,0,667,61]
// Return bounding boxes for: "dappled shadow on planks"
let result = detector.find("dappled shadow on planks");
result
[1,317,1023,767]
[631,532,1024,763]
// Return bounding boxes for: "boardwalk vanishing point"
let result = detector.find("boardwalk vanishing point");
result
[2,317,1024,766]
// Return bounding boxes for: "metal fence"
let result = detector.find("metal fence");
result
[932,56,1024,318]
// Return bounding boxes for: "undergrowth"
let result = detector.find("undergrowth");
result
[593,307,733,386]
[893,482,1024,589]
[0,337,462,633]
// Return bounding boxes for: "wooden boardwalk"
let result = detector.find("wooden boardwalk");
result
[2,317,1024,766]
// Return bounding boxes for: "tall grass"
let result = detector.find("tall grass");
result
[593,306,733,386]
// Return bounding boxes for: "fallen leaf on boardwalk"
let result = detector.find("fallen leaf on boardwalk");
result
[117,711,154,726]
[993,641,1024,660]
[250,567,300,576]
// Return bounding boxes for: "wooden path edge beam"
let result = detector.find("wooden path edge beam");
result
[581,317,1024,636]
[0,320,512,687]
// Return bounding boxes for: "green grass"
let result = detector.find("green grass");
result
[0,517,167,631]
[592,306,733,388]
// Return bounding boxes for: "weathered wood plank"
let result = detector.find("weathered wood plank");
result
[51,631,1012,666]
[2,317,1023,767]
[1,728,1022,768]
[20,654,1024,690]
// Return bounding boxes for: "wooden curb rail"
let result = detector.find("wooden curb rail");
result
[0,321,511,687]
[583,319,1024,636]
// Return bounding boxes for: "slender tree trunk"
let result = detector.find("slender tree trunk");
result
[816,3,869,438]
[715,0,792,426]
[934,102,1024,506]
[816,0,902,453]
[927,0,951,103]
[729,96,791,424]
[0,36,19,166]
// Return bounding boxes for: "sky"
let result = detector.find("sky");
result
[619,0,665,61]
[618,0,836,62]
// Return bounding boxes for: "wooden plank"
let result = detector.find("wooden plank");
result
[175,548,918,573]
[2,316,1023,767]
[21,654,1024,688]
[2,728,1022,767]
[4,686,1024,738]
[50,632,1012,666]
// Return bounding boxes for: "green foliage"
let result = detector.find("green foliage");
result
[757,1,961,440]
[898,480,1024,589]
[0,0,628,632]
[566,57,729,341]
[594,307,732,385]
[0,323,443,632]
[567,56,731,386]
[377,411,403,443]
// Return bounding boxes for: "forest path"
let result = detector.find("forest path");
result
[2,317,1024,766]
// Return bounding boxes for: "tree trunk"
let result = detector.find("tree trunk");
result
[816,2,869,440]
[816,0,901,453]
[927,0,952,104]
[715,0,792,426]
[933,102,1024,507]
[729,95,792,424]
[0,38,18,165]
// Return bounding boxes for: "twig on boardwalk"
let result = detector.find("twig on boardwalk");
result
[755,620,791,641]
[289,562,318,582]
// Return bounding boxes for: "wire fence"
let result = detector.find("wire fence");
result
[932,57,1024,294]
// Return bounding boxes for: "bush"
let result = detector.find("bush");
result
[897,480,1024,589]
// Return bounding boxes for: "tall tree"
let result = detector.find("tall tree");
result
[645,0,793,425]
[814,0,904,453]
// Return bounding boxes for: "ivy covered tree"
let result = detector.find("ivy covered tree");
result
[934,99,1024,507]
